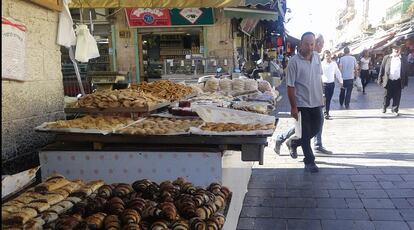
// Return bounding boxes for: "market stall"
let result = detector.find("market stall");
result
[25,78,280,229]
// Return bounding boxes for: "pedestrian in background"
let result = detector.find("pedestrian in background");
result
[321,50,343,119]
[339,47,358,109]
[285,32,324,173]
[378,44,409,116]
[359,50,371,94]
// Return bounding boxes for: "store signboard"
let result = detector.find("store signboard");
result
[126,8,214,27]
[125,8,172,27]
[240,18,259,36]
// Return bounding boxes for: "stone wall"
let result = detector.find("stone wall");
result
[205,9,234,65]
[2,0,64,174]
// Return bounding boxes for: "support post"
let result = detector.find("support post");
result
[134,28,140,83]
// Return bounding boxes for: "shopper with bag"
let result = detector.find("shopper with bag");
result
[339,47,359,109]
[378,44,409,116]
[285,32,324,173]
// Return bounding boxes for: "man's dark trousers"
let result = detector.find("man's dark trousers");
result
[292,107,323,164]
[384,79,402,112]
[339,79,354,107]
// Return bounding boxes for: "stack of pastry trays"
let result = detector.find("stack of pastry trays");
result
[2,175,231,230]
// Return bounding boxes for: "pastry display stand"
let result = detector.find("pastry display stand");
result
[38,132,275,230]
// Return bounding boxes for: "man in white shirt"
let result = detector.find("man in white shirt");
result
[378,44,409,115]
[321,50,343,118]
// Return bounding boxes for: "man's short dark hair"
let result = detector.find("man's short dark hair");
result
[301,32,315,41]
[392,43,402,49]
[344,47,350,54]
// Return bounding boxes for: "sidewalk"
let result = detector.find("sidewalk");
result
[237,81,414,230]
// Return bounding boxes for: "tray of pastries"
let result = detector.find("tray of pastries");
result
[2,175,231,230]
[65,89,170,113]
[35,115,135,135]
[116,116,203,135]
[134,80,195,102]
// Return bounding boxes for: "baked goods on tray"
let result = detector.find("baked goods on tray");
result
[73,89,166,109]
[200,122,275,132]
[118,117,203,135]
[136,80,194,102]
[46,115,134,132]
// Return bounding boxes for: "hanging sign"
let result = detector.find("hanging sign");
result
[2,17,27,81]
[125,8,172,27]
[240,18,259,36]
[126,8,214,28]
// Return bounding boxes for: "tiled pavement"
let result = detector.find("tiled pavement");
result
[237,79,414,230]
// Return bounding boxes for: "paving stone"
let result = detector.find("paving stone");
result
[407,222,414,230]
[243,197,287,207]
[381,168,410,174]
[237,218,255,229]
[240,207,273,218]
[391,199,413,209]
[302,208,336,220]
[346,198,364,208]
[352,182,382,189]
[372,221,410,230]
[312,182,341,189]
[287,198,317,208]
[350,175,377,182]
[361,198,395,208]
[287,181,313,189]
[408,198,414,206]
[375,174,404,182]
[253,218,286,230]
[316,198,348,208]
[380,181,397,189]
[248,181,280,189]
[393,181,414,189]
[287,219,322,230]
[321,220,375,230]
[246,189,275,197]
[329,190,359,198]
[366,209,403,221]
[402,175,414,181]
[357,189,389,198]
[273,208,303,219]
[339,181,355,189]
[386,189,414,198]
[399,209,414,221]
[357,168,383,175]
[335,209,370,220]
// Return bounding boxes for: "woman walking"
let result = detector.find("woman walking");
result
[321,50,343,119]
[359,50,371,94]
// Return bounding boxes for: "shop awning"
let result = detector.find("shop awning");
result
[68,0,245,8]
[224,7,278,21]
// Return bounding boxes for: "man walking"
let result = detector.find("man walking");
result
[339,47,358,109]
[285,32,324,173]
[274,34,332,156]
[378,44,409,115]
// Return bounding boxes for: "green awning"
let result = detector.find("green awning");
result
[224,7,278,21]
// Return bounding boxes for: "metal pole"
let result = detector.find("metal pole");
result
[134,28,140,83]
[111,25,117,72]
[68,47,86,96]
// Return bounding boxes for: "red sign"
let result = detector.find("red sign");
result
[125,8,171,27]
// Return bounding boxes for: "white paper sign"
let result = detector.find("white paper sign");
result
[2,17,27,81]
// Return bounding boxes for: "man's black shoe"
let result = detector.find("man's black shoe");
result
[286,139,298,159]
[305,163,319,173]
[324,114,331,120]
[382,107,386,113]
[274,140,283,155]
[314,146,333,154]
